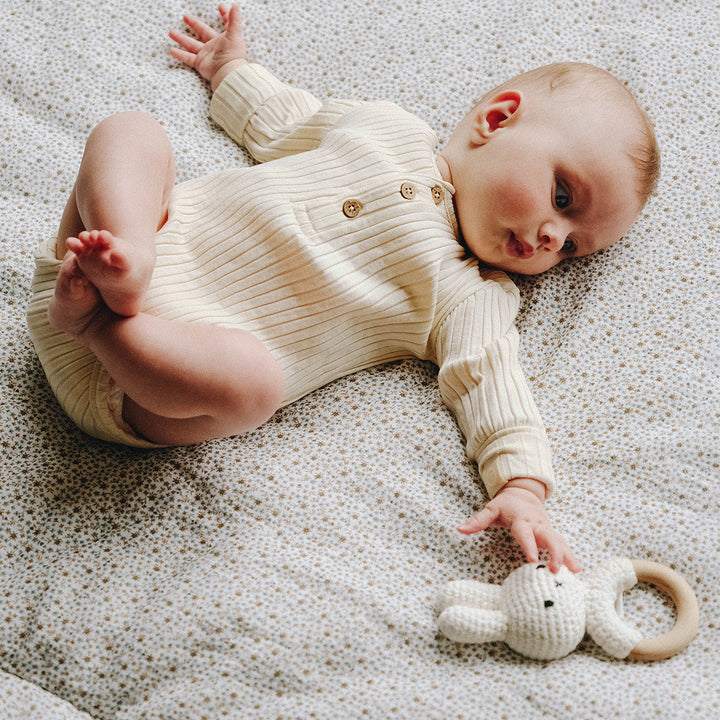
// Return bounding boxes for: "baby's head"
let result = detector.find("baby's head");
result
[437,62,659,274]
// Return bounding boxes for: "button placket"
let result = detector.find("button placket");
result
[344,180,446,217]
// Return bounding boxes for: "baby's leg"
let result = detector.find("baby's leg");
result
[117,318,286,445]
[48,112,283,444]
[49,255,284,445]
[55,112,176,316]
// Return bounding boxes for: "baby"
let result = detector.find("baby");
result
[26,4,659,574]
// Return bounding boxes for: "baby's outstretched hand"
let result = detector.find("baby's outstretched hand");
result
[169,4,247,91]
[458,480,581,573]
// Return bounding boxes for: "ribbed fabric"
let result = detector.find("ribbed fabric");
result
[27,63,555,496]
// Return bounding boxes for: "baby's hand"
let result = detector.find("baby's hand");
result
[458,479,581,573]
[169,4,247,91]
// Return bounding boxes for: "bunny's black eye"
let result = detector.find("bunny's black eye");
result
[544,600,554,608]
[536,564,546,570]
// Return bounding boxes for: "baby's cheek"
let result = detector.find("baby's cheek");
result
[494,181,539,218]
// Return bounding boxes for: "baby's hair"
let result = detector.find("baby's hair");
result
[482,62,660,205]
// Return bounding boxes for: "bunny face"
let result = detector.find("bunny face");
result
[502,563,586,660]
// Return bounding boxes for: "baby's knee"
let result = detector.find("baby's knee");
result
[93,110,162,133]
[242,363,284,427]
[223,332,285,429]
[88,112,171,156]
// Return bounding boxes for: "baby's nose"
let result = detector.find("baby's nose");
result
[539,222,569,251]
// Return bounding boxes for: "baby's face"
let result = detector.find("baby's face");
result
[449,90,644,275]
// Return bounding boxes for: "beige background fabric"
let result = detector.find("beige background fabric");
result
[1,0,718,717]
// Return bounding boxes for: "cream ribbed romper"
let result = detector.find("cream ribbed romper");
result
[27,63,554,498]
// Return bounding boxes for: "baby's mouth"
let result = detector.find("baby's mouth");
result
[509,232,534,259]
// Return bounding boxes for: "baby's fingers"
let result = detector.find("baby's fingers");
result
[169,28,202,54]
[457,506,499,535]
[182,13,219,43]
[534,526,582,574]
[511,521,540,564]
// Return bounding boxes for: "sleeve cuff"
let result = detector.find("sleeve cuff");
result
[209,63,294,144]
[473,427,556,499]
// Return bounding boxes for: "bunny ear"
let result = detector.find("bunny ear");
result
[439,606,508,644]
[438,580,506,644]
[585,558,644,658]
[438,580,502,614]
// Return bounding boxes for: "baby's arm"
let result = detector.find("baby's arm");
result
[169,4,247,91]
[458,478,581,573]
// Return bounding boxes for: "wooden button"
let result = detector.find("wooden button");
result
[342,199,362,218]
[400,182,416,200]
[431,185,444,204]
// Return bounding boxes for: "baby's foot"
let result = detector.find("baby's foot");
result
[67,230,154,316]
[47,252,106,341]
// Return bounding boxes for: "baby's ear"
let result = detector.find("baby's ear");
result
[471,90,523,143]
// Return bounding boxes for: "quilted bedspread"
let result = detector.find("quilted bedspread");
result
[1,0,718,717]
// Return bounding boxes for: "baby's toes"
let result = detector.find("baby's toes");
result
[65,236,85,255]
[57,253,93,301]
[77,230,110,252]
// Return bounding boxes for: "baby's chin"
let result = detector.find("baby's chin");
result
[479,256,551,276]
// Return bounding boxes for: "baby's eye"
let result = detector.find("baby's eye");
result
[561,237,577,256]
[554,180,572,210]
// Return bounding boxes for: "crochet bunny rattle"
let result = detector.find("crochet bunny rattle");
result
[438,558,699,661]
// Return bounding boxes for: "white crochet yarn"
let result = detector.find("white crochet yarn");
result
[585,558,644,659]
[439,560,643,661]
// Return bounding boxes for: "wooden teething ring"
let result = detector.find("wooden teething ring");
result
[626,560,699,661]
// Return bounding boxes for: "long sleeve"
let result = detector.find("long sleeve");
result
[209,63,361,162]
[430,270,555,499]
